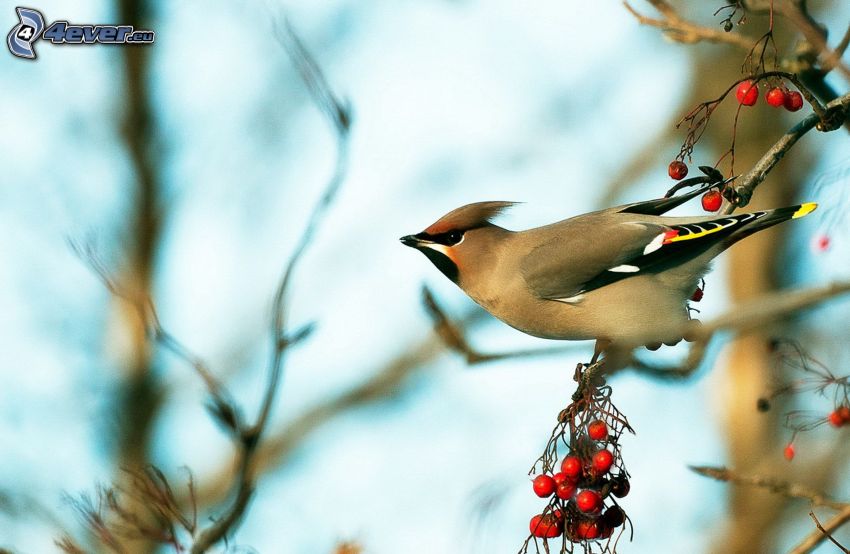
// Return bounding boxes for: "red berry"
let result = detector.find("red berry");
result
[529,514,562,538]
[702,189,722,212]
[591,450,614,474]
[784,442,795,461]
[587,420,608,441]
[690,287,704,302]
[552,471,570,486]
[736,80,759,106]
[575,490,603,514]
[561,456,582,479]
[575,519,602,540]
[556,481,577,500]
[828,410,844,427]
[611,475,630,498]
[827,406,850,428]
[765,87,786,107]
[603,506,626,528]
[668,160,688,180]
[533,475,556,498]
[784,91,803,112]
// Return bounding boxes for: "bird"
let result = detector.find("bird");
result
[400,181,817,358]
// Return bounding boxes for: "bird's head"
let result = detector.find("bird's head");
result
[400,201,517,283]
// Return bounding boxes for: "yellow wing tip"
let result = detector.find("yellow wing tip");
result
[792,202,818,219]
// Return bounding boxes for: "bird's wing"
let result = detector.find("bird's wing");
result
[520,211,774,302]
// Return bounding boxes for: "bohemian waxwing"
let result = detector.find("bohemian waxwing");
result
[401,181,817,352]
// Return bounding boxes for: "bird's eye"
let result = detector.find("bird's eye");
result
[446,230,463,245]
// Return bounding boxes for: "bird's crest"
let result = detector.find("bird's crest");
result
[424,201,519,235]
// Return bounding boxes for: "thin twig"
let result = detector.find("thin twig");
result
[807,510,850,554]
[790,506,850,554]
[623,0,755,50]
[189,20,351,554]
[189,320,475,507]
[72,241,242,434]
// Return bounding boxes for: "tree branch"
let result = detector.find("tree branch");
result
[779,2,850,82]
[725,91,850,211]
[623,1,755,50]
[188,20,351,554]
[626,280,850,378]
[692,466,850,554]
[804,510,850,554]
[789,506,850,554]
[690,466,848,511]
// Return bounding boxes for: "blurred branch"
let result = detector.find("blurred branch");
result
[693,466,850,554]
[188,20,351,553]
[72,241,243,433]
[627,280,850,377]
[258,18,352,439]
[725,91,850,211]
[623,1,754,50]
[690,466,847,510]
[779,3,850,81]
[191,307,485,507]
[421,287,578,364]
[114,1,163,551]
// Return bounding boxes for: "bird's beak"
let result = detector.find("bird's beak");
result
[400,233,429,248]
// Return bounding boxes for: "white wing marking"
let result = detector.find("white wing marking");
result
[643,232,666,255]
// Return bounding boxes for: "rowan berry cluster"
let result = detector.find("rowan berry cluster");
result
[521,367,632,554]
[667,72,812,206]
[757,339,850,462]
[735,80,803,112]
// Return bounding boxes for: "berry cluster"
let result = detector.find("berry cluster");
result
[757,339,850,462]
[521,370,632,554]
[784,406,849,462]
[736,80,804,112]
[528,423,629,543]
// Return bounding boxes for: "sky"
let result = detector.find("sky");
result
[1,1,850,553]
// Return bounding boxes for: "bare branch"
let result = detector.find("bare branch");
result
[189,19,351,554]
[807,510,850,554]
[72,241,241,435]
[790,506,850,554]
[626,280,850,378]
[624,1,755,50]
[690,466,848,510]
[779,3,850,81]
[725,91,850,211]
[254,18,353,441]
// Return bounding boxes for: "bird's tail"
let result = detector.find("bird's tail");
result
[728,202,817,244]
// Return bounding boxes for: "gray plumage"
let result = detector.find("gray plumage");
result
[401,192,817,348]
